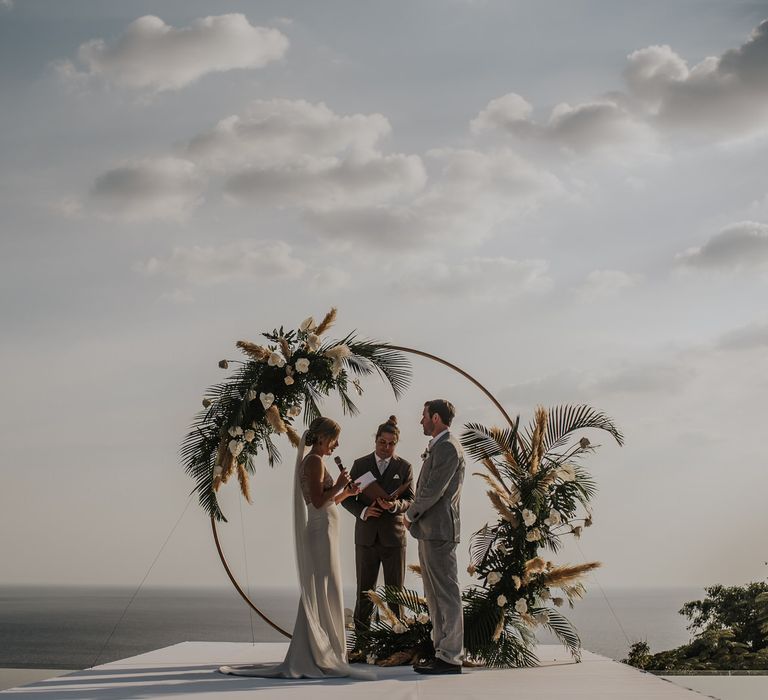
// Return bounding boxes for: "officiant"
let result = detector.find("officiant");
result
[342,416,414,633]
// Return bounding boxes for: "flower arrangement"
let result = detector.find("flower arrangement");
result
[181,309,411,522]
[351,405,623,668]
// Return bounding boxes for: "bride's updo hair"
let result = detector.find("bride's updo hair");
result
[305,416,341,446]
[375,415,400,441]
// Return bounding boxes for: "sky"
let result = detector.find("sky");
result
[1,0,768,595]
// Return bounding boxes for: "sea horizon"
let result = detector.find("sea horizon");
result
[0,584,705,669]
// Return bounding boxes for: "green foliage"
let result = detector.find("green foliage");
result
[624,580,768,671]
[355,405,621,668]
[181,316,411,521]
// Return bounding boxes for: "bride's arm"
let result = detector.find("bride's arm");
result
[305,455,344,508]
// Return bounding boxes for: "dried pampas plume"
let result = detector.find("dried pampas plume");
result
[286,425,301,448]
[408,563,422,577]
[278,337,292,361]
[481,458,514,496]
[541,562,601,588]
[236,462,252,503]
[530,406,547,474]
[236,340,269,361]
[266,405,287,434]
[367,590,400,626]
[492,609,506,641]
[315,307,337,335]
[487,490,520,527]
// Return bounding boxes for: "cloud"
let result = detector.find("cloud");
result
[0,0,13,10]
[306,147,563,247]
[717,321,768,350]
[577,269,642,300]
[677,221,768,270]
[472,92,654,153]
[395,257,552,301]
[56,14,288,92]
[185,99,392,170]
[139,240,305,285]
[590,362,696,395]
[625,20,768,136]
[88,99,427,224]
[88,157,205,221]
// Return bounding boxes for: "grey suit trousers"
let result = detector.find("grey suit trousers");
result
[418,538,463,665]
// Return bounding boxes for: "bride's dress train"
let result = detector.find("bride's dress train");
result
[220,436,374,680]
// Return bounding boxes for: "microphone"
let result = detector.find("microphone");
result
[333,456,345,472]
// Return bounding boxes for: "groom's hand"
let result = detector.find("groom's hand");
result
[365,504,383,519]
[376,497,395,512]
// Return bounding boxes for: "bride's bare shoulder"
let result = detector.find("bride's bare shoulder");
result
[302,453,323,474]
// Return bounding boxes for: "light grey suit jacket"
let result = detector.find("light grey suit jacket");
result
[405,432,465,543]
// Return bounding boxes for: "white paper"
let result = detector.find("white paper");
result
[355,471,377,489]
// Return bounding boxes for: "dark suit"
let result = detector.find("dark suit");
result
[341,452,414,631]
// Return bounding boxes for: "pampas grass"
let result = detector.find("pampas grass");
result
[316,307,337,335]
[530,406,547,474]
[367,589,400,626]
[236,462,252,503]
[235,340,269,361]
[541,562,601,589]
[265,405,287,434]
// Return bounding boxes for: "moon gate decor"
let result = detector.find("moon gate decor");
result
[182,310,624,665]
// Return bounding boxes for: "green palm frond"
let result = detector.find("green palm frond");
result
[469,524,498,569]
[378,586,429,614]
[460,420,520,463]
[541,607,582,661]
[540,404,624,454]
[344,337,412,399]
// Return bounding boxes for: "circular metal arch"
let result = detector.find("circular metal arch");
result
[210,344,516,638]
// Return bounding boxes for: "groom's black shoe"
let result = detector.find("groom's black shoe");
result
[414,657,462,675]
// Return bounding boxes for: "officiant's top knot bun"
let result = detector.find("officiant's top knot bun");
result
[376,415,400,441]
[305,416,340,446]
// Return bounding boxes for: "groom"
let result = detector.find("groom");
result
[404,399,465,675]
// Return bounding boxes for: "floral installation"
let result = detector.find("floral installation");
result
[181,309,411,522]
[351,405,623,668]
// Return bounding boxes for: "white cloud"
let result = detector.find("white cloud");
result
[225,152,426,210]
[56,14,288,92]
[88,157,205,221]
[677,221,768,270]
[717,321,768,350]
[306,147,563,247]
[472,92,653,154]
[395,257,552,301]
[625,20,768,136]
[577,269,643,300]
[185,99,392,170]
[0,0,14,10]
[591,362,695,395]
[139,240,305,285]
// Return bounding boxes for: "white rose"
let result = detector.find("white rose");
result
[497,594,508,607]
[486,571,502,586]
[522,509,536,527]
[366,654,377,665]
[285,376,295,385]
[228,440,244,457]
[393,622,407,634]
[544,509,561,527]
[228,426,243,437]
[295,358,310,374]
[243,430,255,443]
[525,528,542,542]
[299,317,316,332]
[288,404,302,417]
[514,598,528,614]
[511,575,522,590]
[417,612,429,624]
[259,392,275,410]
[307,334,321,351]
[268,352,286,368]
[247,390,257,401]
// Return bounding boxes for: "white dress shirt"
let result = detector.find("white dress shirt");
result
[361,455,393,520]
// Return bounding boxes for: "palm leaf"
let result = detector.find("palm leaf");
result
[541,607,582,661]
[469,524,498,568]
[460,420,520,462]
[541,404,624,454]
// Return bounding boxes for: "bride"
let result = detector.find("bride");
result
[220,417,375,680]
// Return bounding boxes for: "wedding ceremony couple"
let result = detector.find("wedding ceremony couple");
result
[220,399,466,680]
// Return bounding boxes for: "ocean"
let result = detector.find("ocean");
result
[0,585,703,669]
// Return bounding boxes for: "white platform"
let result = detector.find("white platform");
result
[0,642,707,698]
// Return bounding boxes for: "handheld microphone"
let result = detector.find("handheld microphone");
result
[333,456,345,472]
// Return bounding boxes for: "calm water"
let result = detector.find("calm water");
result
[0,585,702,669]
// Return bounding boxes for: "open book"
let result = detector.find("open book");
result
[355,471,412,502]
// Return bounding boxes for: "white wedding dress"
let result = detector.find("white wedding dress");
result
[220,434,375,680]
